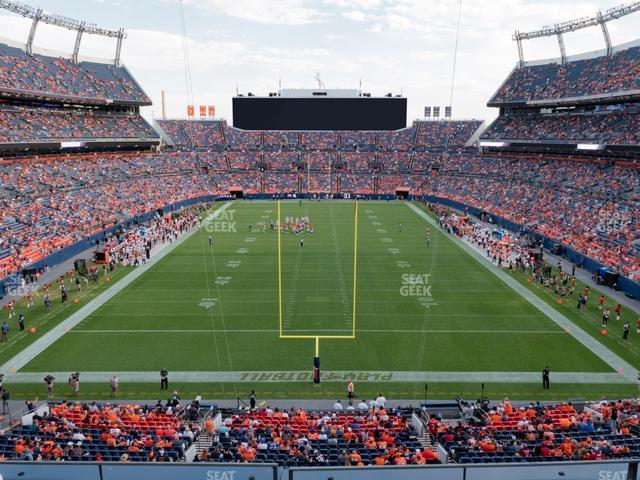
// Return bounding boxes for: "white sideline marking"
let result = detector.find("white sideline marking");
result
[2,370,628,384]
[0,202,234,375]
[406,202,638,384]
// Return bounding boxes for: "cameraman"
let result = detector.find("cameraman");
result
[68,372,80,397]
[44,375,55,399]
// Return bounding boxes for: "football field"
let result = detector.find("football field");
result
[5,200,640,400]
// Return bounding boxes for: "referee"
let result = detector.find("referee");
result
[542,367,550,389]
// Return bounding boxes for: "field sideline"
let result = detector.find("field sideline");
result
[2,200,639,400]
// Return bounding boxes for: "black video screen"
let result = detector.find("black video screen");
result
[232,97,407,131]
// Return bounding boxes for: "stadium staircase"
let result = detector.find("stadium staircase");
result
[219,122,228,147]
[408,151,416,171]
[414,411,443,461]
[194,432,213,458]
[417,430,437,451]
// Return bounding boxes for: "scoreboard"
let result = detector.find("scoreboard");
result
[232,90,407,131]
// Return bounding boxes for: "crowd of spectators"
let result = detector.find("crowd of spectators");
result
[304,173,335,193]
[2,148,639,284]
[378,128,414,151]
[225,126,262,149]
[411,150,475,172]
[587,398,640,433]
[158,120,481,156]
[482,109,640,146]
[198,151,229,171]
[491,45,640,104]
[376,152,411,173]
[416,120,481,148]
[0,107,157,143]
[301,152,334,171]
[0,153,218,279]
[8,396,640,465]
[437,401,640,463]
[263,131,299,149]
[157,120,226,148]
[107,207,202,267]
[376,174,415,194]
[0,43,149,104]
[202,406,433,466]
[338,174,374,194]
[342,152,374,172]
[262,172,299,193]
[1,401,197,462]
[300,131,338,149]
[263,151,298,171]
[157,120,190,146]
[340,130,376,149]
[228,152,260,170]
[424,155,640,280]
[213,172,261,194]
[181,121,225,147]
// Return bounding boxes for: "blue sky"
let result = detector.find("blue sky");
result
[0,0,639,124]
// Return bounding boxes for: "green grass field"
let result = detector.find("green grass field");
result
[5,200,640,401]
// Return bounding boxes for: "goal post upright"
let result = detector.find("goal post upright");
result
[352,198,359,338]
[277,199,283,337]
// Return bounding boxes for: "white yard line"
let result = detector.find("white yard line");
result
[412,208,440,398]
[329,205,353,328]
[282,204,308,330]
[203,206,239,397]
[0,202,234,375]
[199,213,225,379]
[406,201,639,384]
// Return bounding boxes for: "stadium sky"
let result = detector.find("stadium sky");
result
[0,0,639,125]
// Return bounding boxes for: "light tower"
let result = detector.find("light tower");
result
[512,1,640,66]
[0,0,126,65]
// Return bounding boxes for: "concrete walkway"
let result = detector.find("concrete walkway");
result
[406,202,638,384]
